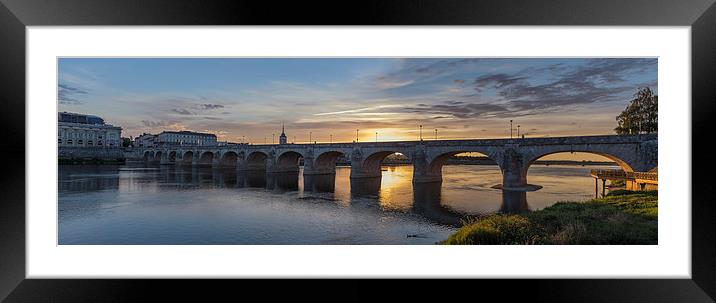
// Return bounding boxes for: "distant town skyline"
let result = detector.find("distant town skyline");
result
[58,58,657,148]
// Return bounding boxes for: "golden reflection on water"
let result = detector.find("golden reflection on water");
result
[376,165,414,211]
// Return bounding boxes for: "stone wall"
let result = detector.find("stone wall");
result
[58,147,125,162]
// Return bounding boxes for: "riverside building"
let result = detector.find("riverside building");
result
[155,130,218,146]
[58,112,122,147]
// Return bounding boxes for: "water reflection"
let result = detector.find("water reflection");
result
[266,172,299,192]
[238,171,267,188]
[412,182,463,226]
[349,177,382,197]
[304,174,337,193]
[59,164,614,244]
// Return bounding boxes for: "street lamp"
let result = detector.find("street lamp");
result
[517,125,521,138]
[272,133,275,144]
[356,129,359,142]
[375,131,378,142]
[264,137,267,144]
[419,125,423,141]
[510,120,513,138]
[435,129,438,140]
[309,132,312,143]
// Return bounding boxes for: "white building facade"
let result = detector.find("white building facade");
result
[134,133,157,147]
[156,131,218,146]
[58,112,122,148]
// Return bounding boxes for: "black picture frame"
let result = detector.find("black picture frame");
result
[1,0,715,301]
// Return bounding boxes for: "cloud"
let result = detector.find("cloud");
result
[58,83,88,105]
[171,108,196,115]
[196,103,224,110]
[314,104,402,116]
[404,102,510,119]
[473,74,528,92]
[467,58,657,116]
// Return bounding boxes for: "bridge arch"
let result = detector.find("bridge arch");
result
[245,151,268,171]
[143,151,152,161]
[182,151,194,165]
[154,151,163,162]
[220,151,238,167]
[274,150,303,173]
[168,151,177,163]
[524,150,634,175]
[198,151,214,165]
[306,151,345,175]
[426,150,501,176]
[352,150,412,179]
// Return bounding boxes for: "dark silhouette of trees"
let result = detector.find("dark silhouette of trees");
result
[615,87,658,135]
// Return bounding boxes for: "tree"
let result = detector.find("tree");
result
[121,137,132,147]
[614,87,658,135]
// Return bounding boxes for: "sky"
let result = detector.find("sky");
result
[58,58,657,151]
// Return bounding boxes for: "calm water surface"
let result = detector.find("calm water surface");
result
[58,163,617,244]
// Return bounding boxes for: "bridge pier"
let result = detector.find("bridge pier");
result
[159,152,170,165]
[412,147,442,183]
[175,152,185,166]
[192,152,200,166]
[500,147,529,189]
[212,152,222,167]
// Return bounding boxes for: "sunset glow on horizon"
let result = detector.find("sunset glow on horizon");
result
[58,58,657,148]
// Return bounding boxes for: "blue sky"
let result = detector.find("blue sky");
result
[58,58,657,144]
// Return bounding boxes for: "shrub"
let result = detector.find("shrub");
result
[442,191,657,245]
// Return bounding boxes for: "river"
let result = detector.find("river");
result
[58,163,618,244]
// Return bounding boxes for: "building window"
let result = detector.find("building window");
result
[78,139,83,145]
[58,139,62,144]
[67,139,73,145]
[98,135,103,139]
[87,140,93,146]
[98,140,103,146]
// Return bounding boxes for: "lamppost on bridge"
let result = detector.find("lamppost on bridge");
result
[356,129,359,142]
[517,125,521,138]
[309,132,312,143]
[264,137,267,144]
[435,129,438,140]
[375,131,378,143]
[510,120,513,139]
[272,133,275,144]
[330,134,332,143]
[419,125,423,141]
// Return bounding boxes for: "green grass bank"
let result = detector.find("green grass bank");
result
[441,190,657,245]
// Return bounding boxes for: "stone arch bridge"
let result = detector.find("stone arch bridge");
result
[132,134,657,189]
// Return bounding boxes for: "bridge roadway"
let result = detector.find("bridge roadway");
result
[133,134,657,189]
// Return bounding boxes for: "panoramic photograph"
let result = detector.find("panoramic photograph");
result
[57,58,658,245]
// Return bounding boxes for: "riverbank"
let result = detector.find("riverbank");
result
[441,190,657,245]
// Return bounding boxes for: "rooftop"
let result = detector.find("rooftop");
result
[159,130,217,137]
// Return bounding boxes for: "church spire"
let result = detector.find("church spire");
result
[279,123,287,144]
